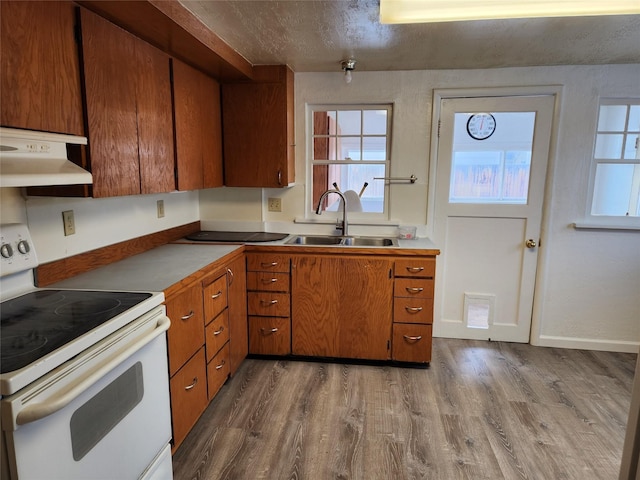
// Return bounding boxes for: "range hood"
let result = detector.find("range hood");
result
[0,127,92,187]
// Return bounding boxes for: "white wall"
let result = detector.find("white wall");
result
[201,64,640,352]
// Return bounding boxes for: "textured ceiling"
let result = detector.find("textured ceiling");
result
[179,0,640,72]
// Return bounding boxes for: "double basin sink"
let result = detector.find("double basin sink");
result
[286,235,398,247]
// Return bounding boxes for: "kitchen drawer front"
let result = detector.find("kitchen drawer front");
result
[394,258,435,278]
[248,317,291,355]
[166,285,205,376]
[246,254,290,273]
[393,298,434,324]
[392,323,432,363]
[247,292,290,317]
[207,343,229,400]
[170,348,208,448]
[203,274,228,323]
[247,271,290,292]
[394,278,434,299]
[205,310,229,361]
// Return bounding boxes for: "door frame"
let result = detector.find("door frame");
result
[427,86,563,344]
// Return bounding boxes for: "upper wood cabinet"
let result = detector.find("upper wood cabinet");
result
[1,1,84,135]
[222,65,295,188]
[172,59,224,191]
[79,8,174,197]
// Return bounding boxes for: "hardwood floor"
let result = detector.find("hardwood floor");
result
[172,339,637,480]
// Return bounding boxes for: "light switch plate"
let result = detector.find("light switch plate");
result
[157,200,165,218]
[62,210,75,236]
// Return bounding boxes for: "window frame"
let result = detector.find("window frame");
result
[306,103,393,221]
[580,97,640,230]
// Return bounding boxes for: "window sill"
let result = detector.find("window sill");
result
[572,221,640,231]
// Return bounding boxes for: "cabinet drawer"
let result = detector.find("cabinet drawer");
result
[207,343,229,400]
[394,278,434,299]
[170,348,208,448]
[166,285,205,376]
[205,310,229,361]
[248,317,291,355]
[247,254,290,273]
[392,324,432,363]
[203,274,228,323]
[247,272,290,292]
[247,292,290,317]
[393,298,434,324]
[395,258,435,278]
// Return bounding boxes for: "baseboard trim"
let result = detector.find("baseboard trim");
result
[532,335,640,353]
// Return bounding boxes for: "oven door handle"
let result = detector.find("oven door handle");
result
[15,315,171,426]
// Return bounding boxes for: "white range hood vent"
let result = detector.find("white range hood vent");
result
[0,127,92,187]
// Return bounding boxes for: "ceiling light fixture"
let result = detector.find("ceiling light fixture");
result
[341,59,356,84]
[379,0,640,23]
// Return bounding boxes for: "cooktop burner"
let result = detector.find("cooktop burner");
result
[0,290,152,374]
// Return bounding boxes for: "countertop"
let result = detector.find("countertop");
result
[51,244,242,292]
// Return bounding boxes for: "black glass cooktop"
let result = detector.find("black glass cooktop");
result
[0,289,152,374]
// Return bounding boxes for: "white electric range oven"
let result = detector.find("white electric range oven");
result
[0,224,173,480]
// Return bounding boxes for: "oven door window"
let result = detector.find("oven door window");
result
[70,362,144,461]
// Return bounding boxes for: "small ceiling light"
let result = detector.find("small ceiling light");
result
[380,0,640,23]
[341,59,356,84]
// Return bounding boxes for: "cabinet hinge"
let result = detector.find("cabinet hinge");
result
[389,268,392,279]
[387,340,390,350]
[437,120,441,138]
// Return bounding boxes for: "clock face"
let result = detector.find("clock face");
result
[466,113,496,140]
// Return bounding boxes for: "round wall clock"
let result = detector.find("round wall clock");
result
[466,113,496,140]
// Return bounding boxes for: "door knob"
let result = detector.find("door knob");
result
[525,239,537,249]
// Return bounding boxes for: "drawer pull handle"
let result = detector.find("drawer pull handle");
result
[260,327,279,335]
[406,266,424,273]
[184,377,198,390]
[261,262,278,268]
[181,311,195,321]
[261,299,278,306]
[210,291,223,299]
[262,278,278,284]
[213,326,224,336]
[406,287,424,294]
[215,360,226,371]
[405,306,423,313]
[403,335,422,342]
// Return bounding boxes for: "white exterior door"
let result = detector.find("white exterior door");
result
[433,95,555,342]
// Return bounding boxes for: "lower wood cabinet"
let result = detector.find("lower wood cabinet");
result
[392,324,433,363]
[169,348,208,450]
[207,343,230,400]
[248,317,291,355]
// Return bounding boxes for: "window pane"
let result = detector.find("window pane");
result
[624,134,639,160]
[362,136,387,160]
[340,137,361,160]
[314,163,386,213]
[363,110,387,135]
[595,134,624,159]
[336,110,361,135]
[598,105,627,131]
[629,106,640,132]
[591,163,636,216]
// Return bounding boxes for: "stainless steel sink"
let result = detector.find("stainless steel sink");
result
[285,235,398,247]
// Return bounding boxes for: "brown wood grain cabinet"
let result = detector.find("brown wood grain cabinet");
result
[222,65,295,187]
[226,255,248,375]
[246,253,292,355]
[165,284,205,377]
[291,255,393,360]
[1,1,84,136]
[172,59,224,191]
[392,257,436,364]
[79,8,174,197]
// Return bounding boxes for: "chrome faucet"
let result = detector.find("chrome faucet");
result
[316,189,348,237]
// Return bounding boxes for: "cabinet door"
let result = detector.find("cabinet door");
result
[222,65,294,187]
[79,8,140,197]
[1,1,84,135]
[291,255,393,360]
[173,59,223,191]
[227,256,248,375]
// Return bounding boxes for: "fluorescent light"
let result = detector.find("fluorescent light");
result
[380,0,640,24]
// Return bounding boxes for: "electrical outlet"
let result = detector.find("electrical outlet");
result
[62,210,75,236]
[268,197,282,212]
[157,200,165,218]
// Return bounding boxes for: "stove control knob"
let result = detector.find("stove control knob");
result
[17,240,31,254]
[1,243,13,258]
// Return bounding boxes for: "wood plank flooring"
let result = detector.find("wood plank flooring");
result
[172,339,637,480]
